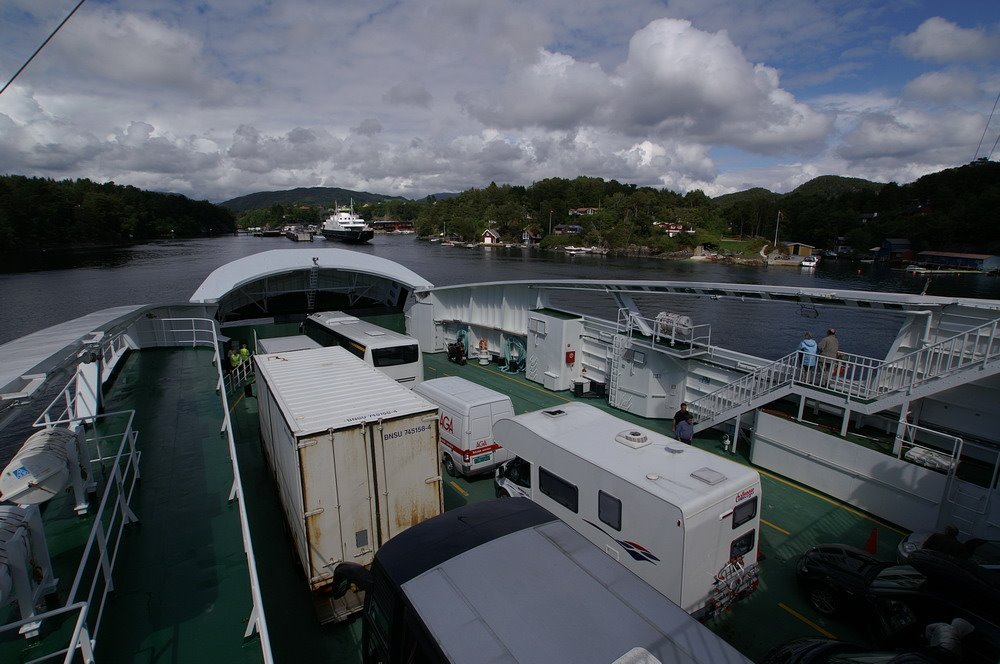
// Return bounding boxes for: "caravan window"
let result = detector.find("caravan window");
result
[539,467,578,513]
[598,491,622,531]
[732,497,757,529]
[730,530,755,558]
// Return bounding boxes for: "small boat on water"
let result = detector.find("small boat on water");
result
[800,255,819,268]
[320,204,374,244]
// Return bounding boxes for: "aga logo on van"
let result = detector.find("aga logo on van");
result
[440,414,454,433]
[735,487,755,502]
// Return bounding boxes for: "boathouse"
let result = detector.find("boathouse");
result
[783,242,815,257]
[877,238,913,263]
[915,251,1000,272]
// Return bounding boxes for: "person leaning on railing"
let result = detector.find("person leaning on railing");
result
[798,332,818,382]
[818,328,839,386]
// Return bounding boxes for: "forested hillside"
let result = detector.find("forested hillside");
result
[2,160,997,255]
[221,186,406,213]
[719,161,1000,253]
[415,177,722,251]
[0,176,235,252]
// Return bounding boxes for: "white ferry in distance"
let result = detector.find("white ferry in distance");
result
[320,203,374,244]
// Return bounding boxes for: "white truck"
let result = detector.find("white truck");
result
[412,376,515,477]
[254,346,443,623]
[493,402,761,619]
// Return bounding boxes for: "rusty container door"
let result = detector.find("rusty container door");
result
[370,412,443,545]
[298,423,376,590]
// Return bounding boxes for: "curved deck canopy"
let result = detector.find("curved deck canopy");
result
[191,249,434,322]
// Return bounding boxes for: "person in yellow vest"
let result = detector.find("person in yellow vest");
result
[229,348,242,371]
[239,342,250,363]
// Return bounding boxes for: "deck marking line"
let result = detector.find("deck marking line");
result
[761,518,790,536]
[229,393,244,413]
[477,365,573,403]
[449,481,469,497]
[778,603,836,639]
[755,467,906,535]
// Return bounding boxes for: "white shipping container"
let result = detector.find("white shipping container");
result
[254,346,442,622]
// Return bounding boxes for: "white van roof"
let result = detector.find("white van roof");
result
[413,376,512,410]
[494,402,759,516]
[254,346,434,435]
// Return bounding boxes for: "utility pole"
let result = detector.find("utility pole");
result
[549,210,553,235]
[773,211,781,249]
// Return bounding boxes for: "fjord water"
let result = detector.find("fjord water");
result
[3,234,1000,361]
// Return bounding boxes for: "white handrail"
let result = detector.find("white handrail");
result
[25,317,273,663]
[692,317,1000,423]
[0,602,93,663]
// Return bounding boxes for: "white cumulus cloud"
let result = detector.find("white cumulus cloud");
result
[894,17,1000,63]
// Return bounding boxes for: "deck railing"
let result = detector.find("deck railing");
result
[615,309,712,357]
[692,317,1000,425]
[23,318,273,664]
[0,602,94,663]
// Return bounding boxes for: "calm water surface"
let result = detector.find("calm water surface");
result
[3,235,1000,360]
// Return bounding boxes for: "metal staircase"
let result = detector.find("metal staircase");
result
[691,317,1000,431]
[305,266,319,310]
[608,333,630,410]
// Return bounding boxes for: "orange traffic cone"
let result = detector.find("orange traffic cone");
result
[864,527,878,554]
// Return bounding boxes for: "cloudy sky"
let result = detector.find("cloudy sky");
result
[1,1,998,202]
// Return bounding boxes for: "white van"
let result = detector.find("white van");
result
[493,402,761,620]
[302,311,423,387]
[412,376,515,477]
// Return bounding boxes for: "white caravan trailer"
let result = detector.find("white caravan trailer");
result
[493,402,761,619]
[255,346,442,623]
[412,377,515,477]
[302,311,423,387]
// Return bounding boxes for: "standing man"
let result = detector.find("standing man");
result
[818,328,839,386]
[239,341,251,364]
[673,402,689,431]
[676,413,694,445]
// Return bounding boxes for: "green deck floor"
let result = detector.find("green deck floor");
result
[96,348,263,664]
[415,352,905,661]
[32,341,908,664]
[228,346,905,662]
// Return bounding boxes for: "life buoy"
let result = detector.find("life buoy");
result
[478,339,488,351]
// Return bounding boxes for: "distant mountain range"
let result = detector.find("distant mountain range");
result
[222,176,884,213]
[712,175,885,208]
[220,186,458,212]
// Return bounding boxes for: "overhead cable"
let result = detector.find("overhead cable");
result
[0,0,87,98]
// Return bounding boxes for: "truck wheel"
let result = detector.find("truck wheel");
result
[496,486,511,498]
[443,455,458,477]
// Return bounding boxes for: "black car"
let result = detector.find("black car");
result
[796,543,1000,660]
[761,637,943,664]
